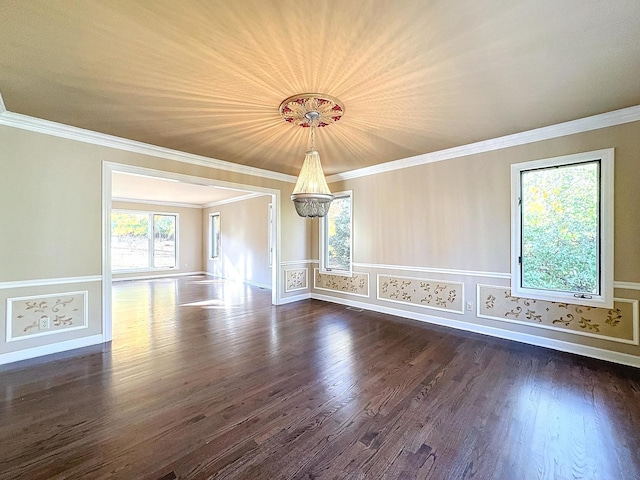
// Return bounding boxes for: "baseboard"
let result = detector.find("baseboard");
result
[112,271,208,282]
[0,334,104,366]
[310,294,640,368]
[278,293,311,305]
[243,279,272,290]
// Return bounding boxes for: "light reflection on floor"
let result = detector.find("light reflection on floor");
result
[316,320,355,396]
[110,276,270,390]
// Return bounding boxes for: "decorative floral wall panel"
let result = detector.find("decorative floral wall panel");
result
[285,268,308,292]
[377,275,464,314]
[7,291,88,341]
[477,285,638,344]
[314,269,369,297]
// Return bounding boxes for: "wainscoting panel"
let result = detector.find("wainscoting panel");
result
[313,269,369,297]
[477,285,639,345]
[285,268,308,293]
[7,291,89,342]
[377,274,464,314]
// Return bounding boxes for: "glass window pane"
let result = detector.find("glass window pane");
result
[111,212,149,270]
[521,161,599,294]
[326,195,351,271]
[211,214,220,259]
[153,214,176,268]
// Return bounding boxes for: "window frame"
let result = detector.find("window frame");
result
[111,209,179,272]
[320,190,353,276]
[209,212,221,260]
[510,149,614,308]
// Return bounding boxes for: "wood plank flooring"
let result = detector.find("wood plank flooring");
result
[1,275,640,479]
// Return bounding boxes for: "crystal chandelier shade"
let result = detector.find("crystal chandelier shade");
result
[280,94,344,218]
[290,150,333,217]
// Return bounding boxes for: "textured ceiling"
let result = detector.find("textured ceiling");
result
[1,1,640,176]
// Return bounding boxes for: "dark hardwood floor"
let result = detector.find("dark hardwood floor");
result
[1,276,640,479]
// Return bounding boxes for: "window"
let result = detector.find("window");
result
[320,191,352,274]
[210,213,221,259]
[511,149,614,308]
[152,214,177,268]
[111,211,177,271]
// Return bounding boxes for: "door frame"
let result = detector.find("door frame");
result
[102,161,282,342]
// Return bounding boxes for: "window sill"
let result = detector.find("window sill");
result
[511,285,613,309]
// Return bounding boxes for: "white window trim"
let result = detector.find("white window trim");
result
[510,148,614,308]
[209,212,221,260]
[320,190,353,277]
[112,209,179,272]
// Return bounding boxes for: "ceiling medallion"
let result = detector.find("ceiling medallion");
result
[279,93,344,128]
[281,93,344,218]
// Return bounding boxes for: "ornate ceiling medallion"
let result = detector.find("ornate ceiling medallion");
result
[281,93,344,218]
[279,93,344,128]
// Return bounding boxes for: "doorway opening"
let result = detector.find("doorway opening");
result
[102,162,281,342]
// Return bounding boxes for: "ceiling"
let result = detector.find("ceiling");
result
[1,1,639,176]
[112,171,257,207]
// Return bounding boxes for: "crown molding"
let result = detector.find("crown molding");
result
[327,105,640,182]
[0,108,297,184]
[3,89,638,185]
[202,192,264,208]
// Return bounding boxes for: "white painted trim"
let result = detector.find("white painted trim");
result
[313,269,370,298]
[0,110,297,184]
[279,293,312,304]
[615,281,640,291]
[202,192,264,208]
[0,92,6,113]
[354,262,510,279]
[112,271,208,282]
[111,267,181,275]
[327,105,640,182]
[510,149,615,309]
[325,262,640,287]
[102,162,113,342]
[244,279,272,290]
[103,163,283,330]
[310,293,640,368]
[376,274,465,315]
[319,190,353,276]
[272,191,282,305]
[268,203,273,268]
[476,284,639,346]
[0,275,102,290]
[208,212,221,261]
[112,197,203,209]
[0,334,104,366]
[6,291,89,342]
[280,259,319,266]
[285,268,309,293]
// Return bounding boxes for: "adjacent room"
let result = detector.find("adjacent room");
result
[1,1,640,478]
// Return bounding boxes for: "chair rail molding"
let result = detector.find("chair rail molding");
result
[0,275,102,290]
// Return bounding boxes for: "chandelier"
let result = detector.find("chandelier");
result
[279,94,344,218]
